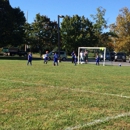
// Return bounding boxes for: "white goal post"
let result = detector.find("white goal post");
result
[78,47,106,66]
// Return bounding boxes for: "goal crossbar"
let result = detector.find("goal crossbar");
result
[78,47,106,66]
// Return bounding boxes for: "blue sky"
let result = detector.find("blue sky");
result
[9,0,130,26]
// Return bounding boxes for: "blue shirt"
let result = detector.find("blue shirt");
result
[71,52,75,58]
[54,54,58,59]
[28,54,32,61]
[44,54,48,58]
[96,55,100,62]
[54,53,58,62]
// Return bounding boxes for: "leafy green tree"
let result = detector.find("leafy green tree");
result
[11,7,26,47]
[91,7,108,47]
[31,14,58,55]
[0,0,13,47]
[0,0,26,47]
[23,22,33,51]
[61,15,97,53]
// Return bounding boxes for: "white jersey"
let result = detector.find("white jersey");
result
[80,52,83,58]
[44,54,48,58]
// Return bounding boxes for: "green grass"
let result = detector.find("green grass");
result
[0,59,130,130]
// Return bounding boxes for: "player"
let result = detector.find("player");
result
[53,52,58,66]
[44,51,48,64]
[74,53,77,66]
[71,51,75,63]
[27,52,32,65]
[95,53,100,65]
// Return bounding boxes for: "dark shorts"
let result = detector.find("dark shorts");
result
[54,58,58,62]
[45,57,48,60]
[84,55,88,60]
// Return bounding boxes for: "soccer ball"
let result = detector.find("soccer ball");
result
[119,63,121,66]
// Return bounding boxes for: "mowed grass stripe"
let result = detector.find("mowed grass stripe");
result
[0,83,130,129]
[0,78,130,99]
[0,60,130,129]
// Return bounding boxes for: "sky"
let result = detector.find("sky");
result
[9,0,130,28]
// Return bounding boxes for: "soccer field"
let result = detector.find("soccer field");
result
[0,60,130,130]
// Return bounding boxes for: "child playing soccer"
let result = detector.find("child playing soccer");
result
[44,51,48,64]
[53,52,58,66]
[74,53,77,66]
[71,51,75,63]
[27,52,32,65]
[95,53,100,65]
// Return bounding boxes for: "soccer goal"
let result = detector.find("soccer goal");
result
[78,47,106,66]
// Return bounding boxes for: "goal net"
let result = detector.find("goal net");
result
[78,47,106,66]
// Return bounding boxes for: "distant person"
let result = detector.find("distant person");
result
[71,51,75,63]
[53,52,58,66]
[80,50,84,63]
[84,50,88,63]
[95,53,100,65]
[27,52,32,65]
[74,53,77,66]
[44,51,48,64]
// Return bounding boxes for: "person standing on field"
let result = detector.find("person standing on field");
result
[44,51,48,64]
[95,53,100,65]
[71,51,75,63]
[74,53,77,66]
[27,52,32,65]
[80,50,84,63]
[53,52,58,66]
[84,50,88,63]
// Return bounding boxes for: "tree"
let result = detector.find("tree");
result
[110,7,130,53]
[61,15,97,54]
[23,22,33,51]
[0,0,26,47]
[11,7,26,47]
[90,7,108,47]
[31,14,58,55]
[100,32,117,51]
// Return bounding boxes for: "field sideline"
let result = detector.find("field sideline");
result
[0,60,130,130]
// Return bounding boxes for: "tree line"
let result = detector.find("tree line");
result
[0,0,130,55]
